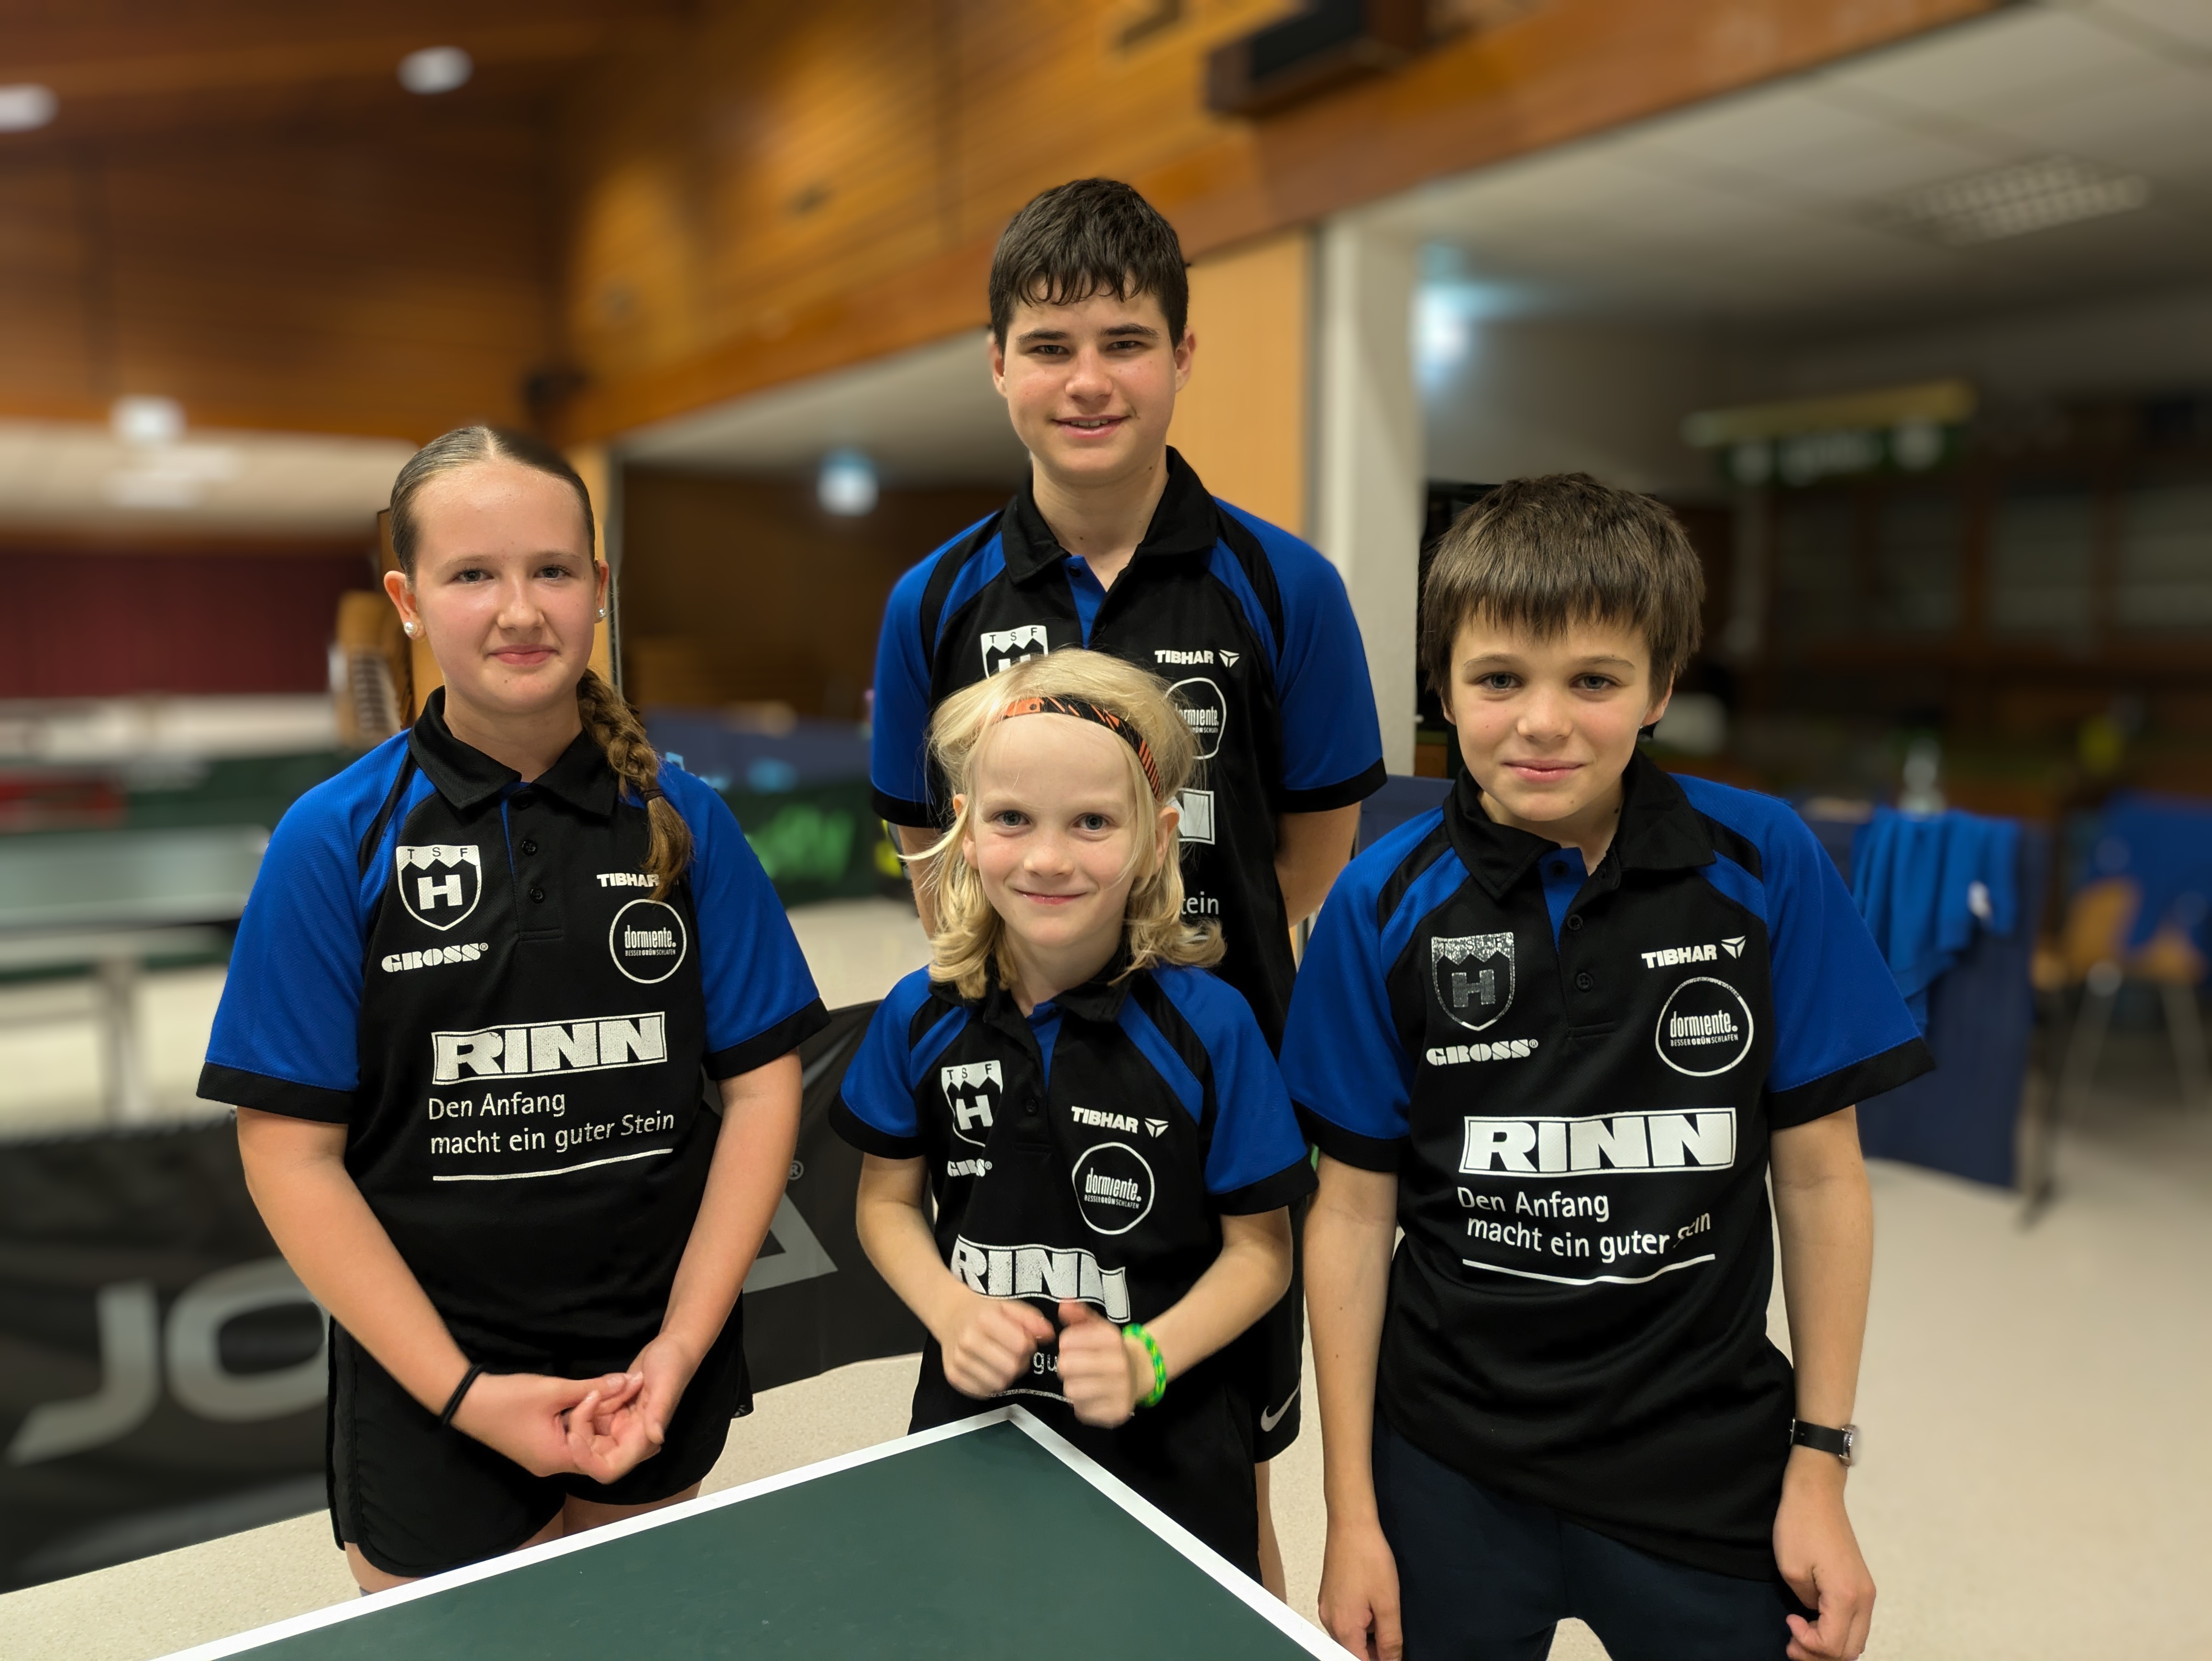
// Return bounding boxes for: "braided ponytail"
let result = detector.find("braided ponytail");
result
[576,669,692,900]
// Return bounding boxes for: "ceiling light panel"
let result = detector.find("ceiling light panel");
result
[1883,155,2151,246]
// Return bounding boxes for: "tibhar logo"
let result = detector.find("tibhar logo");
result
[951,1237,1130,1321]
[1433,933,1515,1031]
[1154,648,1215,665]
[980,624,1051,676]
[1426,1037,1540,1066]
[1176,787,1216,846]
[1143,1118,1169,1139]
[596,872,655,888]
[397,844,482,930]
[431,1013,665,1084]
[940,1059,1002,1148]
[1655,977,1755,1077]
[1640,938,1747,967]
[1071,1106,1140,1134]
[1168,677,1227,761]
[1460,1108,1738,1176]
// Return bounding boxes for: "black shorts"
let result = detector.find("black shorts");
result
[1373,1417,1812,1661]
[1233,1188,1308,1462]
[328,1312,752,1580]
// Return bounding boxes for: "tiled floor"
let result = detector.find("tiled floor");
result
[2,901,2208,1658]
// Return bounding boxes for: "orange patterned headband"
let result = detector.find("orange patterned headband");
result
[997,694,1164,799]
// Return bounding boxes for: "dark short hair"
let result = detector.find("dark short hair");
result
[989,178,1189,345]
[1420,474,1705,699]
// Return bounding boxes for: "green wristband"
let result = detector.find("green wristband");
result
[1124,1320,1167,1409]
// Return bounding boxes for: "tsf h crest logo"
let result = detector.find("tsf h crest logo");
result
[940,1059,1003,1147]
[1433,933,1515,1032]
[397,844,483,931]
[980,624,1050,677]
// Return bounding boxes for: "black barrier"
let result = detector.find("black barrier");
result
[0,1001,916,1592]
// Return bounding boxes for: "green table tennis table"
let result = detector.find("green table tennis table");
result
[156,1407,1341,1661]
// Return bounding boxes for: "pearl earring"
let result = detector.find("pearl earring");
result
[403,621,420,638]
[596,607,607,620]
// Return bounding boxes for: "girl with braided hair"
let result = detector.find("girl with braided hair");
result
[202,426,826,1591]
[832,649,1314,1575]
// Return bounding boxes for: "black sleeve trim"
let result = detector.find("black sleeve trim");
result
[198,1063,353,1125]
[872,788,939,830]
[828,1096,926,1160]
[1295,1104,1405,1173]
[1214,1154,1318,1216]
[706,999,832,1081]
[1769,1036,1936,1130]
[1280,759,1390,816]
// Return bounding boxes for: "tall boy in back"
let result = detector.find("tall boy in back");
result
[1284,475,1931,1661]
[868,177,1385,1588]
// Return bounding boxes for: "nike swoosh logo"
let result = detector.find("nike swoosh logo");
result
[1260,1387,1298,1433]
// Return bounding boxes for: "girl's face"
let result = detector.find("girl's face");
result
[385,459,606,725]
[959,714,1170,971]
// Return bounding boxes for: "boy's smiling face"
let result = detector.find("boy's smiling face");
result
[1443,611,1673,850]
[990,287,1193,490]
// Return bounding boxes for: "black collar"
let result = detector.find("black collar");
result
[1443,748,1714,901]
[976,949,1136,1028]
[408,688,620,819]
[998,447,1221,585]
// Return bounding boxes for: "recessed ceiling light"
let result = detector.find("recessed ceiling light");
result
[1886,155,2150,247]
[0,84,56,133]
[398,46,473,96]
[112,395,185,447]
[818,449,878,517]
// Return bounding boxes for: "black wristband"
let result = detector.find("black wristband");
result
[438,1363,486,1429]
[1790,1418,1856,1464]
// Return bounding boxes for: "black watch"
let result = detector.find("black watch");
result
[1790,1419,1856,1466]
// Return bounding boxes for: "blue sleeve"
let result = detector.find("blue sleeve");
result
[869,554,941,826]
[1685,780,1934,1127]
[1153,971,1314,1211]
[830,970,945,1156]
[197,752,400,1122]
[1279,857,1413,1170]
[666,766,830,1077]
[1228,509,1387,810]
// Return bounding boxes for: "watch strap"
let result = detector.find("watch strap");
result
[1790,1418,1855,1463]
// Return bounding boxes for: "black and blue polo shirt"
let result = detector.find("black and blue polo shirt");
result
[830,957,1315,1569]
[199,692,827,1370]
[868,447,1386,1047]
[1280,752,1932,1579]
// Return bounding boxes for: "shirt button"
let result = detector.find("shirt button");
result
[520,839,539,856]
[1565,914,1583,932]
[529,886,546,903]
[1574,970,1594,991]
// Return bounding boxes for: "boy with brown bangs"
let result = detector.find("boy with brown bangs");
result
[869,177,1385,1591]
[1284,474,1931,1661]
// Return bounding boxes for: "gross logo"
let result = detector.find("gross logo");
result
[1168,676,1227,761]
[1433,933,1515,1031]
[1655,977,1754,1077]
[1072,1141,1155,1236]
[940,1059,1002,1147]
[980,624,1051,676]
[397,844,482,930]
[609,898,688,984]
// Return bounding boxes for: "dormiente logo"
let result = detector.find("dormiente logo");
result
[609,898,688,985]
[1640,937,1747,968]
[952,1236,1130,1321]
[980,624,1051,676]
[940,1059,1002,1147]
[1072,1141,1155,1235]
[397,844,482,930]
[1168,676,1227,761]
[1655,977,1755,1077]
[1460,1108,1738,1176]
[1427,1037,1540,1066]
[1433,933,1515,1032]
[382,942,486,974]
[431,1013,665,1084]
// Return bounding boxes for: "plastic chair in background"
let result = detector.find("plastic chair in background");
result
[2033,877,2208,1119]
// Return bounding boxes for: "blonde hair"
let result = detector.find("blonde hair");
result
[919,649,1221,999]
